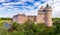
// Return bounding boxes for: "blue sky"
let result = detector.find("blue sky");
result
[0,0,60,18]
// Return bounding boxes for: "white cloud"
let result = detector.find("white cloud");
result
[0,0,6,2]
[49,0,60,17]
[41,0,47,1]
[2,2,24,6]
[0,0,60,18]
[34,2,41,7]
[24,10,38,16]
[20,0,34,2]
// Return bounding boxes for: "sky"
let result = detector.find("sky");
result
[0,0,60,18]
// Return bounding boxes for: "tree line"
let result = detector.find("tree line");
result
[0,18,12,20]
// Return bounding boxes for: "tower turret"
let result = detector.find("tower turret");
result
[45,4,52,26]
[38,6,45,15]
[36,6,46,23]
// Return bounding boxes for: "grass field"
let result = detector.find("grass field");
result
[0,20,12,23]
[0,18,12,24]
[52,18,60,22]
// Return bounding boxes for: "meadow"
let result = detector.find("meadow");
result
[0,18,12,24]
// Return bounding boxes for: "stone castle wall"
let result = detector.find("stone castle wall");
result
[12,4,52,26]
[36,12,46,23]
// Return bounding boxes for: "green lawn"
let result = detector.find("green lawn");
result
[52,18,60,22]
[0,18,12,24]
[0,20,11,23]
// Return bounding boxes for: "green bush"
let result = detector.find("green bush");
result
[0,19,60,35]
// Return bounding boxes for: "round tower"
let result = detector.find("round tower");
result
[45,4,52,26]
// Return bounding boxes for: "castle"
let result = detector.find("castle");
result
[12,4,52,26]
